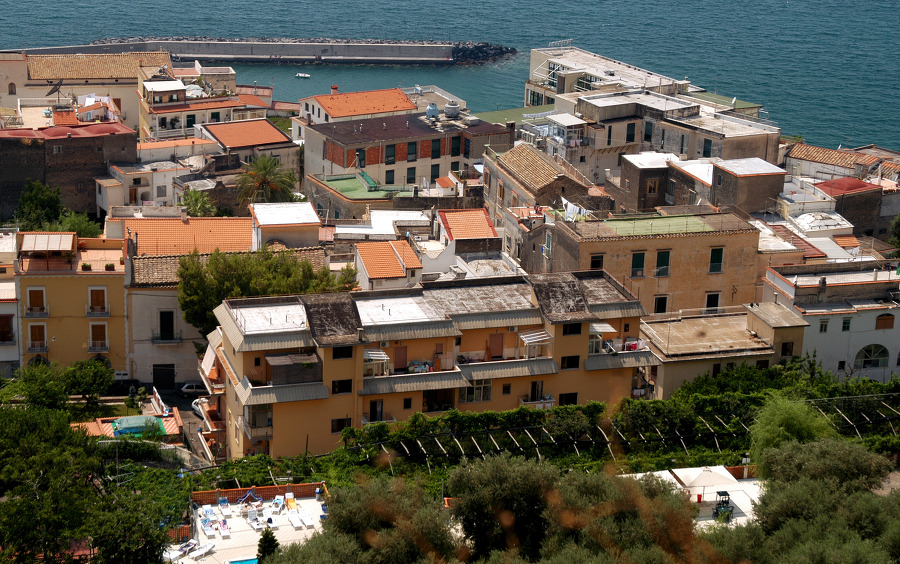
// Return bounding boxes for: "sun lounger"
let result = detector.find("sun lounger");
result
[218,496,232,517]
[302,510,318,529]
[188,542,214,559]
[200,517,216,538]
[201,504,215,519]
[272,495,285,514]
[218,519,230,538]
[288,508,303,530]
[163,538,197,562]
[262,508,278,529]
[285,491,298,511]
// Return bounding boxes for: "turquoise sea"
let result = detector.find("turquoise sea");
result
[2,0,897,149]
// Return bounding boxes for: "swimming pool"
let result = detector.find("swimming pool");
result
[227,559,258,564]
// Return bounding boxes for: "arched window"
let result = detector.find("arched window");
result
[875,314,895,330]
[91,354,111,368]
[854,344,889,369]
[7,83,15,95]
[28,354,47,366]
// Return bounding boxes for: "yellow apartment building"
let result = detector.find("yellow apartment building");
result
[199,271,660,458]
[15,233,127,372]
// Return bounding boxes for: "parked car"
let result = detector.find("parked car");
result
[180,381,207,397]
[191,398,207,418]
[106,379,148,396]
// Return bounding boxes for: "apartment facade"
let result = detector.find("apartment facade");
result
[201,271,658,458]
[15,233,128,373]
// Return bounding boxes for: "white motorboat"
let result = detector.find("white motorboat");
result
[295,72,311,78]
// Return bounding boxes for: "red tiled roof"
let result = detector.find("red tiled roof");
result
[0,122,134,139]
[357,240,419,279]
[815,177,882,196]
[770,224,826,259]
[833,235,860,248]
[237,94,270,108]
[120,217,252,255]
[52,109,79,126]
[787,143,880,169]
[137,138,218,150]
[203,119,291,149]
[435,176,455,189]
[272,101,302,111]
[438,209,498,241]
[76,102,103,114]
[148,99,244,115]
[309,88,416,119]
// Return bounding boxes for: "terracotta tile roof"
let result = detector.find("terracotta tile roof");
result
[77,102,103,114]
[390,240,422,269]
[272,101,302,111]
[148,98,245,115]
[131,247,327,287]
[815,177,882,196]
[881,161,900,176]
[435,176,455,189]
[495,143,581,195]
[439,209,498,241]
[787,143,880,169]
[833,235,860,248]
[357,240,420,279]
[237,94,270,108]
[309,88,417,118]
[0,122,135,139]
[121,217,252,256]
[770,224,826,259]
[202,119,292,149]
[52,109,79,126]
[27,52,170,80]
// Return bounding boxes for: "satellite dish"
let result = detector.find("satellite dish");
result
[45,79,63,96]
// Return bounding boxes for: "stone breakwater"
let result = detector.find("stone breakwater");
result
[28,37,517,65]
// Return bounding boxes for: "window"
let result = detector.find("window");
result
[406,166,416,184]
[560,355,580,370]
[842,318,852,332]
[403,397,412,409]
[656,250,670,277]
[716,175,722,186]
[625,123,635,143]
[156,185,166,198]
[430,163,440,181]
[631,252,645,278]
[28,324,46,352]
[562,323,582,336]
[158,310,175,340]
[781,342,794,356]
[210,111,220,122]
[819,319,829,333]
[27,288,46,315]
[431,140,441,159]
[712,363,722,377]
[624,323,630,333]
[756,360,769,369]
[854,344,889,369]
[331,379,352,394]
[324,114,329,122]
[305,102,309,112]
[607,126,613,146]
[331,418,351,433]
[463,138,471,159]
[702,138,712,158]
[590,254,604,270]
[89,323,107,351]
[876,314,894,330]
[661,129,666,146]
[589,333,603,355]
[502,383,511,395]
[0,315,13,343]
[559,392,578,406]
[356,148,366,168]
[254,357,261,367]
[680,135,685,155]
[53,145,62,155]
[644,122,653,142]
[579,155,586,163]
[407,142,417,161]
[385,170,395,185]
[654,296,668,314]
[705,293,720,313]
[385,144,395,164]
[7,83,15,95]
[451,161,460,172]
[709,248,723,273]
[648,179,658,194]
[459,379,492,403]
[838,360,846,370]
[451,136,461,157]
[529,380,544,402]
[332,346,353,360]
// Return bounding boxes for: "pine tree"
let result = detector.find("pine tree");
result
[257,527,279,562]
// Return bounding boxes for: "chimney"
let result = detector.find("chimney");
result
[506,120,516,144]
[253,80,257,95]
[331,84,339,95]
[181,209,188,222]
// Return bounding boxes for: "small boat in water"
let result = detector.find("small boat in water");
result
[295,72,311,78]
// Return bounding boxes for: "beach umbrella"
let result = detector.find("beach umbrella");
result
[684,467,727,501]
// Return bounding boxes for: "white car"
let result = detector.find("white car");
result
[191,398,207,418]
[180,381,206,397]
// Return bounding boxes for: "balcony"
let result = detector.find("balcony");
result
[86,304,109,317]
[585,337,661,371]
[25,306,48,319]
[519,395,555,410]
[0,335,15,346]
[88,340,109,353]
[27,340,47,353]
[152,330,182,344]
[362,413,397,425]
[198,359,226,395]
[240,418,272,440]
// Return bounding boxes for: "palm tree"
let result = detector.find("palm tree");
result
[180,189,216,217]
[236,154,298,205]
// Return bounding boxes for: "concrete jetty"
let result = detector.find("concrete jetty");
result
[21,37,516,65]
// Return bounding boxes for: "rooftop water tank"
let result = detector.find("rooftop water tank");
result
[444,100,460,118]
[426,102,440,119]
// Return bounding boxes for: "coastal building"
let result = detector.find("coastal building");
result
[520,210,760,315]
[196,119,300,184]
[302,111,513,189]
[104,211,252,255]
[784,143,882,181]
[355,240,423,290]
[14,232,128,374]
[0,122,137,218]
[96,159,191,216]
[763,261,900,381]
[249,202,321,250]
[0,231,20,377]
[640,302,807,398]
[171,60,237,94]
[201,270,658,457]
[813,177,883,237]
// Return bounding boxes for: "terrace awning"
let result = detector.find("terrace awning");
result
[20,233,75,252]
[590,322,616,334]
[519,329,552,345]
[363,349,390,361]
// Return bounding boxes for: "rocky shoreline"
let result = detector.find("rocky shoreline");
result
[88,37,517,64]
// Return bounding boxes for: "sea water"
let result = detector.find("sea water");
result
[2,0,897,149]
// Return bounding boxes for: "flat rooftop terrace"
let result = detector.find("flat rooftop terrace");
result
[315,174,400,200]
[582,91,695,112]
[641,311,772,358]
[230,301,308,333]
[669,113,778,136]
[572,213,752,239]
[792,269,900,287]
[535,46,680,88]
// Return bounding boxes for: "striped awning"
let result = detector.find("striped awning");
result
[589,322,615,333]
[519,329,552,344]
[20,233,75,252]
[363,349,390,361]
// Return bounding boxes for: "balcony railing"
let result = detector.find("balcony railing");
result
[198,360,226,394]
[362,413,396,425]
[86,305,109,317]
[152,331,182,344]
[0,336,15,346]
[25,306,48,318]
[88,340,109,353]
[519,396,555,410]
[28,340,48,353]
[241,419,273,440]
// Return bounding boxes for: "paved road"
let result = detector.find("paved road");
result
[153,389,212,468]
